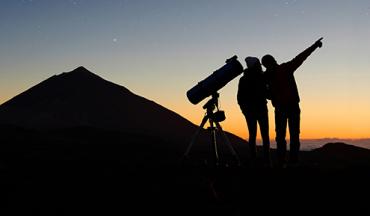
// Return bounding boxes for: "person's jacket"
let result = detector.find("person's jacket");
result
[265,43,321,107]
[237,69,268,110]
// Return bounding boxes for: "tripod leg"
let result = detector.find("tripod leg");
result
[215,122,241,165]
[210,120,220,164]
[183,115,208,158]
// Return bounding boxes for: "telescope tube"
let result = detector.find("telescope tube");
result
[187,56,244,105]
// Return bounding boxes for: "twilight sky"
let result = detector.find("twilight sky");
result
[1,0,370,140]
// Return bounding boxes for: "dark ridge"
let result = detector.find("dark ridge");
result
[0,66,248,157]
[58,66,105,80]
[307,142,370,168]
[0,66,132,108]
[313,142,370,154]
[73,66,91,72]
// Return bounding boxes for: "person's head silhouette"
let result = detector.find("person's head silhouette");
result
[245,56,262,73]
[261,54,278,70]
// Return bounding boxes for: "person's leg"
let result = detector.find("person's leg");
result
[275,107,287,167]
[288,105,301,164]
[258,106,271,166]
[245,112,257,161]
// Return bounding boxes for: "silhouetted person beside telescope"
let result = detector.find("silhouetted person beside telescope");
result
[262,37,323,167]
[238,57,271,166]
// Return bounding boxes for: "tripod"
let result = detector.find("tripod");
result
[183,93,241,166]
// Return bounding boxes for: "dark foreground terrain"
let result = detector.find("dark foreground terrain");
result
[1,127,370,215]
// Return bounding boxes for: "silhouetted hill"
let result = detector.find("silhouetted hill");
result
[306,142,370,168]
[0,66,247,161]
[0,66,190,133]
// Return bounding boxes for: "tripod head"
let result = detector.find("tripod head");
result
[202,93,225,123]
[183,93,241,167]
[202,93,219,111]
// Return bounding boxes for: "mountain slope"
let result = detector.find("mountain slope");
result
[0,66,247,156]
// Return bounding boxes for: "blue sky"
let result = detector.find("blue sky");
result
[1,0,370,139]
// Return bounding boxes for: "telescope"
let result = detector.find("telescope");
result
[183,55,243,167]
[186,55,244,105]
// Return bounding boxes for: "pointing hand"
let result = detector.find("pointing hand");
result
[315,37,323,48]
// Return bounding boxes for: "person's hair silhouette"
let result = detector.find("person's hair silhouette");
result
[237,56,271,167]
[262,38,323,167]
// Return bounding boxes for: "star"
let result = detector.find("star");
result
[69,0,78,5]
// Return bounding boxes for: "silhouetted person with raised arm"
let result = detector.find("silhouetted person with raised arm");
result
[238,57,271,167]
[262,38,323,167]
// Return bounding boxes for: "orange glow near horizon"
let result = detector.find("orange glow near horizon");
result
[1,68,369,141]
[183,107,370,140]
[1,69,370,141]
[164,89,370,141]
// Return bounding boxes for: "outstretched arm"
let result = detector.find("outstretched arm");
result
[289,37,323,72]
